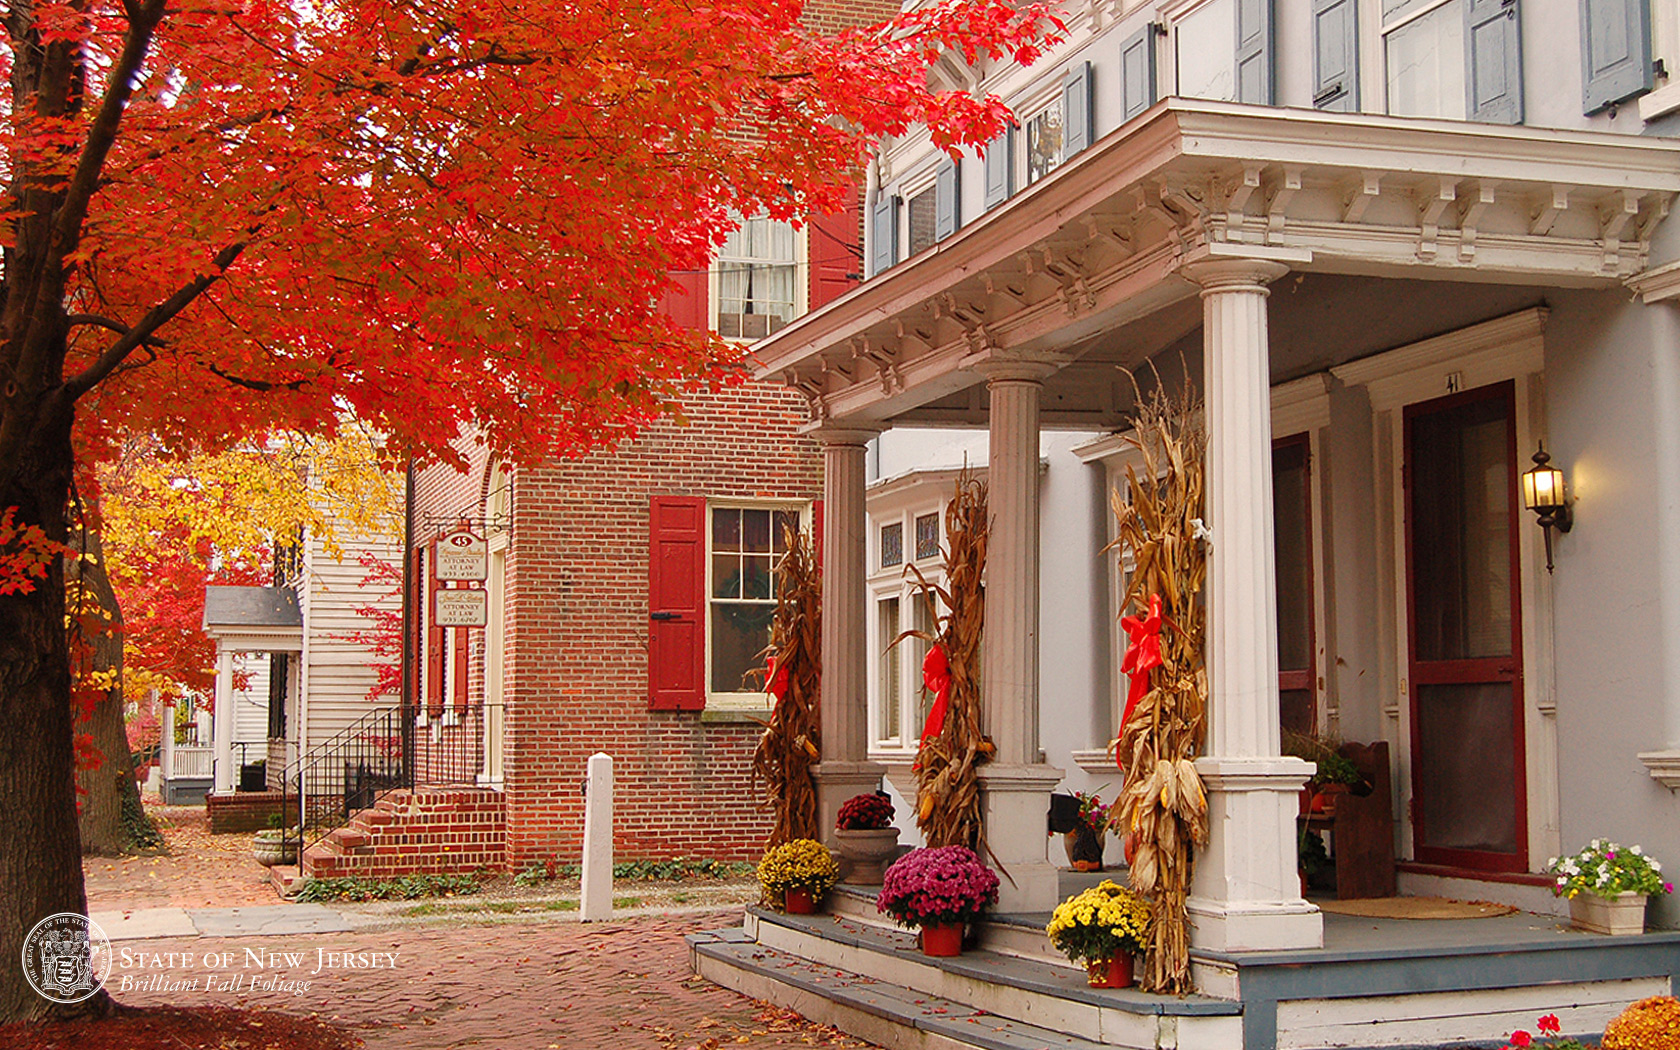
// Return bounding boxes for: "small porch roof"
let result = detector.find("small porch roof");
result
[755,100,1680,431]
[203,585,303,652]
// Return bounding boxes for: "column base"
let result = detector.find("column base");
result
[1187,755,1323,952]
[978,763,1065,913]
[812,761,887,850]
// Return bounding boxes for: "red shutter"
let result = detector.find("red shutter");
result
[658,270,709,332]
[648,496,707,711]
[809,189,862,311]
[426,543,445,718]
[453,625,469,711]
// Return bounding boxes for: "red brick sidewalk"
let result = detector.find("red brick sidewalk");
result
[112,911,876,1050]
[83,804,279,910]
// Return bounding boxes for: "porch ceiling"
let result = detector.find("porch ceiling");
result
[754,100,1680,431]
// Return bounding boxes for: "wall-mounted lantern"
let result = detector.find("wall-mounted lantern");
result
[1521,443,1572,574]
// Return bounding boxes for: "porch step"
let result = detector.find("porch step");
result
[712,907,1241,1050]
[690,929,1114,1050]
[267,864,305,899]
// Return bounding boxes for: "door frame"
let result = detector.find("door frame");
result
[1401,379,1527,872]
[1331,306,1560,875]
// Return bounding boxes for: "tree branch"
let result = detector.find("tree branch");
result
[205,363,308,392]
[65,314,169,348]
[61,240,247,399]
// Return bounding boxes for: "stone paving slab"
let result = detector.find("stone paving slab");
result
[186,904,353,938]
[90,906,198,941]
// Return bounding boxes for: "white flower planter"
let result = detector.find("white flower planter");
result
[834,828,901,885]
[1568,891,1647,936]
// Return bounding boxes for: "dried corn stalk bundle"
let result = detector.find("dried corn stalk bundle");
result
[898,468,990,853]
[1109,379,1210,995]
[751,524,822,849]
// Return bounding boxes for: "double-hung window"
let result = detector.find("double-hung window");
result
[717,216,798,340]
[869,504,945,754]
[1172,0,1273,105]
[1382,0,1523,123]
[1024,98,1064,187]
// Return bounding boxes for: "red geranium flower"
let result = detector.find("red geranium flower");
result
[1537,1014,1561,1034]
[1509,1031,1532,1048]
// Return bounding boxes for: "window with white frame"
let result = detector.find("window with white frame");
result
[1175,0,1238,101]
[868,501,945,752]
[1382,0,1525,124]
[1024,97,1064,187]
[716,216,798,340]
[708,504,805,701]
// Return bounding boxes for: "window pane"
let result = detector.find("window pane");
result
[1385,2,1467,119]
[913,596,935,729]
[915,513,940,560]
[712,508,741,552]
[711,603,775,693]
[712,554,740,599]
[1026,101,1063,186]
[1409,393,1513,661]
[1415,681,1519,854]
[1280,689,1315,738]
[773,510,800,553]
[1177,0,1237,101]
[881,522,903,568]
[1273,441,1312,673]
[743,509,771,553]
[879,597,901,742]
[908,186,937,256]
[742,555,772,600]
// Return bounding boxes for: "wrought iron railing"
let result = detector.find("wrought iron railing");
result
[279,704,498,857]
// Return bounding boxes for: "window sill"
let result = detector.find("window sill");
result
[700,706,772,725]
[1638,81,1680,123]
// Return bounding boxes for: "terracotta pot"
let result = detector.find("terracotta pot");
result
[920,922,963,957]
[1086,954,1134,989]
[834,827,901,884]
[1569,891,1647,936]
[784,887,818,915]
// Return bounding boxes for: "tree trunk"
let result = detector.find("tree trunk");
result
[70,522,154,856]
[0,412,110,1022]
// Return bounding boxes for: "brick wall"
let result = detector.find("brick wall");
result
[206,791,287,834]
[301,788,506,879]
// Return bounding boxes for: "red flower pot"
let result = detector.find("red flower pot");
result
[920,922,963,957]
[1087,954,1134,989]
[784,888,817,914]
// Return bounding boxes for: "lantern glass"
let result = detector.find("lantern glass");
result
[1522,464,1565,512]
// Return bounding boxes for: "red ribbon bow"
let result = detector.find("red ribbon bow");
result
[917,645,952,752]
[1118,594,1164,738]
[766,656,790,702]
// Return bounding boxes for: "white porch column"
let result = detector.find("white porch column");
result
[974,360,1063,913]
[212,647,236,795]
[159,692,175,783]
[1182,258,1322,952]
[811,427,886,845]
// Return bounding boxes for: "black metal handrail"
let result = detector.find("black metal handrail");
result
[279,703,499,858]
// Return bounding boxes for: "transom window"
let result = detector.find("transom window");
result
[881,521,904,568]
[709,505,803,696]
[717,216,797,341]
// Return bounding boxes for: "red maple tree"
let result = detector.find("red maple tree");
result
[0,0,1060,1021]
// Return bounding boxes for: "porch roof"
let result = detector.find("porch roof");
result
[754,100,1680,431]
[203,585,303,651]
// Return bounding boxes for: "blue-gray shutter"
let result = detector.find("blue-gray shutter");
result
[1465,0,1524,124]
[1062,61,1094,157]
[983,126,1014,212]
[1120,25,1158,122]
[870,193,899,277]
[1580,0,1653,114]
[935,157,961,241]
[1311,0,1359,111]
[1236,0,1274,104]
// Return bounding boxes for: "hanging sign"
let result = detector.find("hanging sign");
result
[435,528,488,581]
[434,588,488,627]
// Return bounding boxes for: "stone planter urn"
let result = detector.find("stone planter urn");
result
[252,830,298,867]
[834,827,901,884]
[1569,891,1648,936]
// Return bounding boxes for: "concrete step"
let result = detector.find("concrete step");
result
[732,907,1241,1049]
[691,929,1128,1050]
[267,864,305,898]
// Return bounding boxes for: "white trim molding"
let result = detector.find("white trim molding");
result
[1627,259,1680,304]
[1637,750,1680,790]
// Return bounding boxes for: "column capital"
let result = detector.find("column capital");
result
[805,424,884,448]
[966,351,1067,385]
[1180,257,1290,294]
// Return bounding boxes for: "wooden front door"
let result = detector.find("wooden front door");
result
[1404,380,1527,872]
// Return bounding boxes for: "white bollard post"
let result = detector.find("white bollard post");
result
[580,752,614,922]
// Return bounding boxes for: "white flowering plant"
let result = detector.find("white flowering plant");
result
[1547,840,1674,901]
